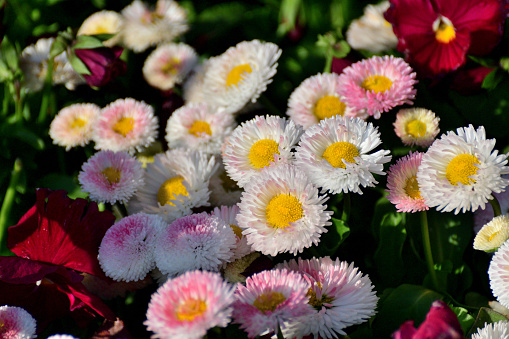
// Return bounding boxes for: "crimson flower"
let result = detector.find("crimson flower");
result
[392,300,464,339]
[385,0,506,76]
[74,46,127,87]
[0,188,116,330]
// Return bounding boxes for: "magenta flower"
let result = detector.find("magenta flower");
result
[392,300,463,339]
[74,46,126,87]
[0,189,116,330]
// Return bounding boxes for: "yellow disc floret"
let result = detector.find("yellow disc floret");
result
[176,299,207,321]
[226,64,253,87]
[249,139,280,169]
[322,141,359,169]
[266,194,303,229]
[113,117,134,137]
[404,176,422,200]
[314,96,347,120]
[230,224,244,239]
[102,167,121,184]
[361,75,393,93]
[405,120,427,138]
[157,176,189,206]
[446,154,480,186]
[71,117,87,130]
[253,292,286,313]
[189,120,212,137]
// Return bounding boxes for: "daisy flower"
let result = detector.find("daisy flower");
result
[93,98,158,153]
[337,55,417,119]
[386,152,429,213]
[77,10,124,47]
[208,158,243,207]
[237,163,332,256]
[165,103,236,154]
[295,115,392,195]
[0,305,37,339]
[200,40,282,114]
[121,0,188,53]
[278,257,379,338]
[474,180,509,233]
[78,150,144,204]
[232,268,315,338]
[98,213,167,282]
[346,1,398,53]
[153,212,237,277]
[129,148,217,222]
[222,115,304,188]
[417,125,509,214]
[143,42,198,91]
[286,73,365,129]
[473,215,509,252]
[489,239,509,309]
[472,321,509,339]
[394,107,440,148]
[145,270,235,339]
[212,205,252,261]
[49,103,100,150]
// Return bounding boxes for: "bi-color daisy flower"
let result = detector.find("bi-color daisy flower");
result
[145,270,236,339]
[472,320,509,339]
[0,305,37,339]
[489,240,509,309]
[393,107,440,148]
[417,125,509,214]
[222,115,304,188]
[386,152,429,213]
[295,115,391,195]
[77,10,124,47]
[473,215,509,252]
[337,55,417,119]
[49,103,100,151]
[78,150,144,204]
[93,98,158,153]
[286,73,364,129]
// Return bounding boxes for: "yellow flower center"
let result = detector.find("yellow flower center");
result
[434,16,456,44]
[361,75,393,93]
[161,58,180,75]
[113,117,134,137]
[230,224,243,239]
[226,63,252,87]
[445,154,480,186]
[157,176,189,206]
[189,120,212,137]
[405,119,427,138]
[71,117,87,130]
[489,231,501,242]
[248,139,280,169]
[253,292,286,313]
[404,176,422,200]
[266,194,303,229]
[314,96,346,120]
[322,141,359,169]
[175,298,207,321]
[307,287,335,310]
[102,167,121,184]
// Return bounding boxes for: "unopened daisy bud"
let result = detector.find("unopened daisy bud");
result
[394,107,440,148]
[0,305,37,339]
[474,215,509,252]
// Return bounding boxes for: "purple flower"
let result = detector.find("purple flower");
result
[74,46,126,87]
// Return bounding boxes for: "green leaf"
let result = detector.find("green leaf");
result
[481,68,504,90]
[1,37,19,71]
[318,217,350,256]
[37,174,88,200]
[466,307,509,337]
[72,35,104,50]
[7,127,45,151]
[449,305,475,335]
[331,40,351,59]
[68,52,91,75]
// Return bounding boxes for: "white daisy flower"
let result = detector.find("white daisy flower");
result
[143,42,198,91]
[128,148,218,222]
[77,10,124,47]
[286,73,365,129]
[200,40,282,114]
[393,107,440,148]
[165,103,236,154]
[212,205,252,261]
[472,321,509,339]
[237,163,332,256]
[489,240,509,309]
[222,115,304,188]
[417,125,509,214]
[474,215,509,252]
[295,115,392,195]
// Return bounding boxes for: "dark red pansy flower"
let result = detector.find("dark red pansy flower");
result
[74,46,126,87]
[385,0,506,76]
[392,300,464,339]
[0,188,116,330]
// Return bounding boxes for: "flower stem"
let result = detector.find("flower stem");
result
[489,196,502,217]
[0,159,23,253]
[324,51,333,73]
[421,210,440,291]
[277,323,285,339]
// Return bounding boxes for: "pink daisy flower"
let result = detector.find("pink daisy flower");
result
[145,270,236,339]
[386,152,429,213]
[153,212,237,278]
[489,239,509,309]
[49,103,100,151]
[0,305,37,339]
[98,213,167,282]
[78,150,144,204]
[93,98,158,153]
[232,268,315,338]
[337,55,417,119]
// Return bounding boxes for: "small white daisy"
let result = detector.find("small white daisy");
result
[474,215,509,252]
[0,305,37,339]
[417,125,509,214]
[472,321,509,339]
[286,73,365,129]
[200,40,282,114]
[77,10,124,47]
[222,115,304,188]
[165,103,236,154]
[212,205,252,261]
[295,115,392,195]
[393,107,440,148]
[489,240,509,309]
[237,163,332,256]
